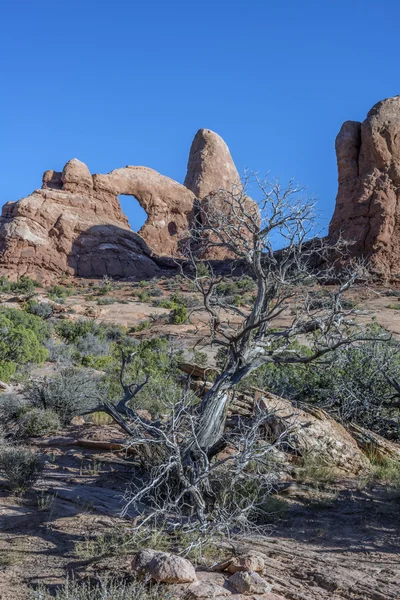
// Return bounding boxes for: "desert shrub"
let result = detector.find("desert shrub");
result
[169,303,187,324]
[156,298,175,309]
[25,299,53,319]
[148,286,163,297]
[28,368,100,424]
[388,303,400,310]
[19,408,60,437]
[0,308,49,381]
[55,319,99,343]
[0,275,39,296]
[75,333,110,357]
[44,339,74,365]
[0,393,28,424]
[0,445,45,493]
[0,307,50,341]
[296,453,340,484]
[134,290,150,303]
[30,578,174,600]
[46,284,75,301]
[96,297,118,305]
[250,331,400,437]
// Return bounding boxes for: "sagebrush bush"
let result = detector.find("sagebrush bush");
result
[0,393,28,424]
[28,368,100,424]
[0,445,45,493]
[19,408,60,437]
[75,333,110,358]
[30,578,174,600]
[44,339,74,365]
[25,300,53,319]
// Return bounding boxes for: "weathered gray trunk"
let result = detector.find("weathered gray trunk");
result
[195,357,259,452]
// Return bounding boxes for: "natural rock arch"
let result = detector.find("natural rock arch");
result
[92,166,196,256]
[0,128,248,281]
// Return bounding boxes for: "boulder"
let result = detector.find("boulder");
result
[329,95,400,279]
[227,571,272,595]
[132,549,197,584]
[256,390,370,475]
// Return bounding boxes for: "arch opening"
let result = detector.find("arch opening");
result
[118,195,148,233]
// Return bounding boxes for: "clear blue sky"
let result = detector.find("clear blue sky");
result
[0,0,399,233]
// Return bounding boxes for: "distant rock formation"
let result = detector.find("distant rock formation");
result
[329,95,400,279]
[184,128,241,198]
[0,129,243,281]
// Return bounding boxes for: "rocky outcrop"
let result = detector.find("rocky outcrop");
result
[259,391,370,475]
[329,95,400,279]
[0,129,243,281]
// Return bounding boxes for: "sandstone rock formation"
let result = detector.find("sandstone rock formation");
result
[184,128,241,198]
[329,95,400,278]
[0,129,243,281]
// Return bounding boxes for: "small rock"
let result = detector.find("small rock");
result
[228,571,271,595]
[186,581,231,598]
[213,554,265,574]
[132,550,197,584]
[70,415,85,426]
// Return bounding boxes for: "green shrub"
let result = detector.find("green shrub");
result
[249,331,400,437]
[0,275,39,295]
[170,303,187,324]
[19,408,60,437]
[96,297,118,305]
[46,284,75,301]
[0,308,49,381]
[0,445,45,494]
[55,319,99,343]
[134,290,150,302]
[156,299,175,309]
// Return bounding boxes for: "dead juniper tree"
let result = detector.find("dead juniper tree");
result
[178,174,382,455]
[94,175,384,535]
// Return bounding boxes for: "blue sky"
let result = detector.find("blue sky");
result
[0,0,399,233]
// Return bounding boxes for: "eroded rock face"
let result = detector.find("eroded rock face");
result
[0,128,243,281]
[329,95,400,278]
